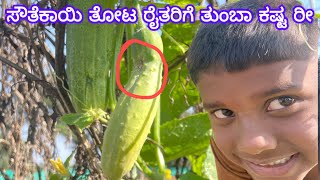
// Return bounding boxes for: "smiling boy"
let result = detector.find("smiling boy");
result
[187,0,318,179]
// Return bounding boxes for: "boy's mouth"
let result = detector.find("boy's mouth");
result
[243,153,299,177]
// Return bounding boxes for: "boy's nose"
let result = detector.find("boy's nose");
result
[236,117,277,155]
[237,135,277,155]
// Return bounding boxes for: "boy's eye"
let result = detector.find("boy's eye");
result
[267,96,296,111]
[213,109,235,119]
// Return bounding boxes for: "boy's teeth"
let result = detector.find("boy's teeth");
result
[256,156,291,166]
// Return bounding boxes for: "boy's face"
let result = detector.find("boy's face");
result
[197,58,318,180]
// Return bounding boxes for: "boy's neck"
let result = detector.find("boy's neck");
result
[304,164,318,180]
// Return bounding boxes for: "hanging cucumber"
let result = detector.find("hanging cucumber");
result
[101,1,164,179]
[66,0,121,113]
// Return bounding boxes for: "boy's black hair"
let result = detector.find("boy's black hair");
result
[187,0,318,83]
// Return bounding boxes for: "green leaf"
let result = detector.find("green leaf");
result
[162,0,200,6]
[147,172,166,180]
[160,63,200,124]
[60,113,94,130]
[120,57,129,86]
[179,172,209,180]
[60,113,83,123]
[141,113,211,164]
[162,22,200,62]
[315,13,320,19]
[64,148,76,168]
[160,22,201,124]
[187,145,218,180]
[49,174,63,180]
[227,0,241,3]
[139,1,167,8]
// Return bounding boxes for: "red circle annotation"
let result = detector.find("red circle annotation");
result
[116,39,168,99]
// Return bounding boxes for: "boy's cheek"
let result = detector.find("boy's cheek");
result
[210,121,239,160]
[279,111,318,160]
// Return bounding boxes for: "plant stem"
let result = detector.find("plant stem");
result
[109,23,125,111]
[98,117,108,125]
[161,28,186,54]
[137,156,153,175]
[153,101,166,173]
[125,12,134,77]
